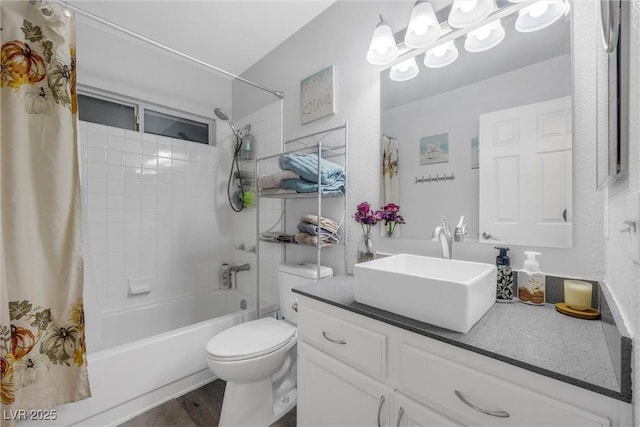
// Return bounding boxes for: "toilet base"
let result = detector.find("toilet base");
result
[218,379,297,427]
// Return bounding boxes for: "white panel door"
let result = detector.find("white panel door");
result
[479,97,572,248]
[297,342,391,427]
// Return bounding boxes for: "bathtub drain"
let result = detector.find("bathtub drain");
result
[240,299,247,310]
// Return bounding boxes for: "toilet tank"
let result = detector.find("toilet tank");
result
[278,262,333,324]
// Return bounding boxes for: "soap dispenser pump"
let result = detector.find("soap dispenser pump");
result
[518,251,546,305]
[495,247,513,302]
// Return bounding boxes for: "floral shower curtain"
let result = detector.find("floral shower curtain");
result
[381,135,399,236]
[0,0,90,419]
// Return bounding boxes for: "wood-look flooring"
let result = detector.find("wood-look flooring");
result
[118,379,296,427]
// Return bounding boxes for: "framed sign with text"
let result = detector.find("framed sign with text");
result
[300,65,335,124]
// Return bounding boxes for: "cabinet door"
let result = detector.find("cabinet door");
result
[298,342,391,427]
[394,392,461,427]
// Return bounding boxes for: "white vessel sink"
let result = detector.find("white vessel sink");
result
[354,254,496,333]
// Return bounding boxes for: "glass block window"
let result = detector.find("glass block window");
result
[78,94,137,131]
[144,109,210,145]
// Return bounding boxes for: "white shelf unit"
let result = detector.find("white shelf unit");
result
[255,123,348,315]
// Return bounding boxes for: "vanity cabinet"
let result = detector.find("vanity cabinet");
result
[297,295,630,426]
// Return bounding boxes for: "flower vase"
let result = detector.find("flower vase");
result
[386,229,394,238]
[357,231,375,263]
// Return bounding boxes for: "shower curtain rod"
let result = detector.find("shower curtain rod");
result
[54,1,285,99]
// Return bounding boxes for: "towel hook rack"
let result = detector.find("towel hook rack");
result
[415,172,455,184]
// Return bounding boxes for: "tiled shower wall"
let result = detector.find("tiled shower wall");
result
[78,121,230,315]
[230,102,283,308]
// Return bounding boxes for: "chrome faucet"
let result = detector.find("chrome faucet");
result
[454,216,470,242]
[431,216,453,259]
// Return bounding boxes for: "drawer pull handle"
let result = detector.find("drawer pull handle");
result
[396,406,404,427]
[377,395,385,427]
[454,390,510,418]
[322,331,347,345]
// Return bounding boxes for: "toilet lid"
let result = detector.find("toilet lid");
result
[206,317,296,361]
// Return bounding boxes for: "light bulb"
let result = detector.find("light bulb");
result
[460,0,478,13]
[474,27,491,40]
[411,17,429,36]
[375,44,390,55]
[527,1,549,18]
[432,45,447,57]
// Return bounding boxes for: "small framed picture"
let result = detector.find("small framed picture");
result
[471,137,479,169]
[300,65,335,124]
[420,133,449,165]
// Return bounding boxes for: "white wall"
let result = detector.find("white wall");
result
[604,0,640,419]
[76,19,231,117]
[383,55,571,240]
[238,0,638,419]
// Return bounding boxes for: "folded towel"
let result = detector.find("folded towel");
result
[259,188,298,197]
[280,177,344,195]
[294,232,339,247]
[258,170,300,190]
[300,214,339,234]
[297,222,340,243]
[279,153,345,186]
[260,232,296,243]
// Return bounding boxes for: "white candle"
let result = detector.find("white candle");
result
[564,280,593,311]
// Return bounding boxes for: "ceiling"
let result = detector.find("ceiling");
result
[68,0,336,77]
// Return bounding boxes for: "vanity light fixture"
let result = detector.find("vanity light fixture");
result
[369,0,568,80]
[366,14,399,66]
[424,40,459,68]
[513,0,566,33]
[464,18,506,52]
[390,57,420,81]
[448,0,495,29]
[404,0,442,49]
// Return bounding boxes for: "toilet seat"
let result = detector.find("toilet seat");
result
[206,317,296,362]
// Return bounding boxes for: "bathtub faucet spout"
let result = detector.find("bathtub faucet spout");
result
[231,263,251,273]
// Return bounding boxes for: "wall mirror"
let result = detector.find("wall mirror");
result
[596,0,629,189]
[380,1,572,248]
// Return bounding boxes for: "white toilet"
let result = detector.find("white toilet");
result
[206,261,333,427]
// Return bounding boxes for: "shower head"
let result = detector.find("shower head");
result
[214,107,239,136]
[214,107,229,121]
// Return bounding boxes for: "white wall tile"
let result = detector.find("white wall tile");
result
[108,136,126,152]
[126,138,143,154]
[87,122,107,134]
[87,147,107,164]
[81,121,230,317]
[107,150,126,166]
[126,130,142,141]
[107,126,126,138]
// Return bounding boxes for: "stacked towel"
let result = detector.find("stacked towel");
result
[258,170,299,190]
[260,232,296,243]
[297,222,340,243]
[278,153,345,195]
[294,214,340,246]
[295,233,339,247]
[280,178,344,195]
[300,214,339,234]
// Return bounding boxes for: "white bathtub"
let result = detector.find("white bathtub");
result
[23,290,259,427]
[100,290,255,350]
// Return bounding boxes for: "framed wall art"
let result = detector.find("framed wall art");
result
[300,65,335,124]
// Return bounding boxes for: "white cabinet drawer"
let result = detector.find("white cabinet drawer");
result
[298,305,386,377]
[400,343,610,427]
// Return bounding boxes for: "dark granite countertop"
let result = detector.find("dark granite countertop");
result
[293,275,632,403]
